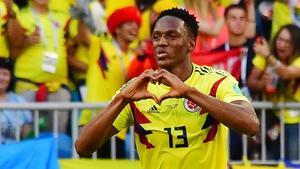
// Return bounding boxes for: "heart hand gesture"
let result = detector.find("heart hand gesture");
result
[120,69,159,103]
[121,69,190,104]
[155,69,189,104]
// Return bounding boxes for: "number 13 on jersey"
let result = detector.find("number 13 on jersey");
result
[164,126,189,148]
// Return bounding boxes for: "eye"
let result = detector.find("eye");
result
[152,34,160,41]
[168,33,179,40]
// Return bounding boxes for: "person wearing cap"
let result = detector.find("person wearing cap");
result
[79,5,142,158]
[0,57,33,144]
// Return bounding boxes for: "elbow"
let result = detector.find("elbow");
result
[75,138,93,157]
[245,117,260,137]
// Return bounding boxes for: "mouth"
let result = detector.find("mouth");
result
[277,49,286,54]
[129,30,137,37]
[156,51,168,59]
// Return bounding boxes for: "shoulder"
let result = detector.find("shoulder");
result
[7,92,27,103]
[52,10,70,23]
[193,64,237,87]
[18,6,31,16]
[193,64,231,77]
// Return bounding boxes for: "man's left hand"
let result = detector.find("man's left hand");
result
[155,69,190,104]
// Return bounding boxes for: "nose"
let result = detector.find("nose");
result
[131,22,139,32]
[158,35,168,46]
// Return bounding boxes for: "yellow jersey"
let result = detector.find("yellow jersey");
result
[49,0,74,14]
[14,6,70,93]
[79,34,134,125]
[113,64,248,169]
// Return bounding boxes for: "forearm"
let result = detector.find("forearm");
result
[7,18,25,49]
[184,87,259,136]
[245,1,256,38]
[268,55,299,79]
[198,19,224,36]
[67,55,88,73]
[76,19,91,47]
[247,78,265,91]
[75,93,129,156]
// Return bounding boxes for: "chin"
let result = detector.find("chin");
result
[157,62,172,69]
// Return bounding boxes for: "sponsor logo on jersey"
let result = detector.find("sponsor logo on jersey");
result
[166,104,178,110]
[147,105,159,113]
[183,99,201,112]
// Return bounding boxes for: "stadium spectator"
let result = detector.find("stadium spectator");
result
[212,2,257,160]
[7,0,71,134]
[213,1,256,98]
[79,5,142,158]
[0,57,32,144]
[248,24,300,160]
[76,8,259,169]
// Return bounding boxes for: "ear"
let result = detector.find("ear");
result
[187,37,196,53]
[115,26,121,36]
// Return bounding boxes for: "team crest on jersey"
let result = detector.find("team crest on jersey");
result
[183,99,201,112]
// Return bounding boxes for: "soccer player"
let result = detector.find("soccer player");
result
[75,8,259,169]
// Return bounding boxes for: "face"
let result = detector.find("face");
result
[275,28,294,61]
[152,16,195,69]
[225,8,247,36]
[116,21,139,43]
[0,68,11,92]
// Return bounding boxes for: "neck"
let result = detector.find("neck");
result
[0,91,7,101]
[228,34,246,47]
[32,2,48,13]
[115,36,129,53]
[168,56,193,82]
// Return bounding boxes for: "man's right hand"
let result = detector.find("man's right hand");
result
[25,27,40,45]
[120,69,159,103]
[4,0,15,17]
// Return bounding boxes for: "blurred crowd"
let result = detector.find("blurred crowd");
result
[0,0,299,161]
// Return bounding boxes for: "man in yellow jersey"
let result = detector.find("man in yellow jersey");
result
[67,0,107,102]
[7,0,71,134]
[76,8,259,169]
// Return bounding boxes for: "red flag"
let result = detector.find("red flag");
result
[192,48,243,80]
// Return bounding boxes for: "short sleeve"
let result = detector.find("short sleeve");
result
[113,104,133,132]
[217,74,249,103]
[16,8,35,35]
[291,57,300,68]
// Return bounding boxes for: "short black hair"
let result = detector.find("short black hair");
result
[224,4,246,18]
[152,8,199,38]
[0,57,15,92]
